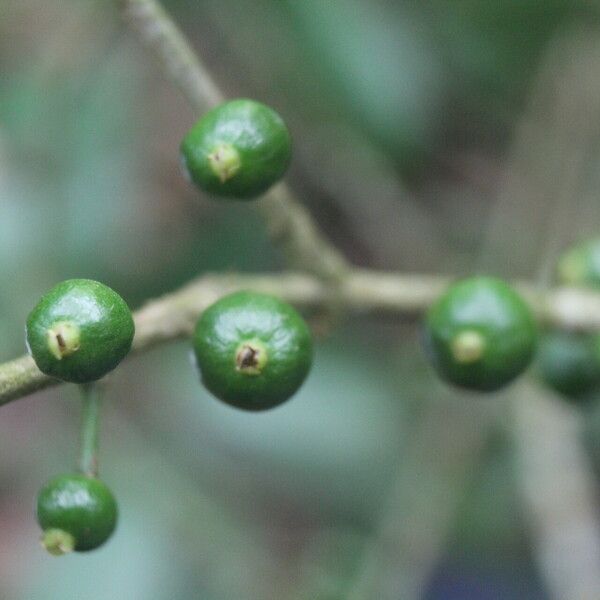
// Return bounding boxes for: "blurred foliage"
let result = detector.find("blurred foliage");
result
[2,1,600,599]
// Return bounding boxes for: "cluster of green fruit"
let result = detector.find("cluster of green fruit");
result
[26,279,311,554]
[20,97,600,554]
[24,99,306,555]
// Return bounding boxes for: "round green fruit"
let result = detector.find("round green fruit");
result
[423,276,538,391]
[180,99,291,199]
[36,473,118,554]
[26,279,135,383]
[557,238,600,289]
[193,291,313,410]
[536,331,600,404]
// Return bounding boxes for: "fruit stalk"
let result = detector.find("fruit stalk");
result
[78,384,102,478]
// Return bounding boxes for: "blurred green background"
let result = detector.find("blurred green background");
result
[2,1,600,599]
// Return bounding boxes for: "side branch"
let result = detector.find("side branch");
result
[0,356,52,404]
[2,270,600,406]
[119,0,223,110]
[119,0,349,280]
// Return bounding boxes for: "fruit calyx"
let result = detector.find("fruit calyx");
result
[235,339,268,376]
[41,528,75,556]
[450,330,486,364]
[208,143,241,183]
[47,321,81,360]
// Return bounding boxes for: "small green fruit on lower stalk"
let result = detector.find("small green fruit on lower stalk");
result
[193,291,313,410]
[180,99,292,199]
[26,279,135,383]
[36,474,118,554]
[423,276,538,391]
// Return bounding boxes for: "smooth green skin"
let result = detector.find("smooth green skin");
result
[193,291,313,411]
[26,279,135,383]
[557,238,600,289]
[36,474,118,552]
[180,99,292,199]
[536,331,600,404]
[423,277,538,392]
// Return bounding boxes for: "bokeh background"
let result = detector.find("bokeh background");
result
[2,1,600,599]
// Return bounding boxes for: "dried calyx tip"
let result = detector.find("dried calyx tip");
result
[47,321,81,360]
[235,340,268,376]
[208,143,241,183]
[41,528,75,556]
[451,330,485,364]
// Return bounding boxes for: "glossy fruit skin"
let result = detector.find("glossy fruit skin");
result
[423,277,538,392]
[557,238,600,288]
[193,291,313,410]
[36,473,118,552]
[26,279,135,383]
[180,99,291,199]
[536,331,600,404]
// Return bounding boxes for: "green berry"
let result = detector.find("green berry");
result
[26,279,135,383]
[536,331,600,404]
[36,473,118,554]
[180,99,291,199]
[557,238,600,289]
[193,291,313,410]
[423,276,538,391]
[545,239,600,405]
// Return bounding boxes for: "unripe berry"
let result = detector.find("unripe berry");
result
[536,331,600,404]
[193,291,313,410]
[423,276,537,391]
[26,279,134,383]
[36,474,118,554]
[180,99,291,199]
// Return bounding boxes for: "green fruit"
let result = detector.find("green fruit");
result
[180,99,291,199]
[557,238,600,289]
[536,331,600,404]
[547,239,600,405]
[36,473,118,554]
[26,279,135,383]
[423,276,538,391]
[193,291,313,410]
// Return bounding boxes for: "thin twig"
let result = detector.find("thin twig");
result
[119,0,349,281]
[119,0,224,110]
